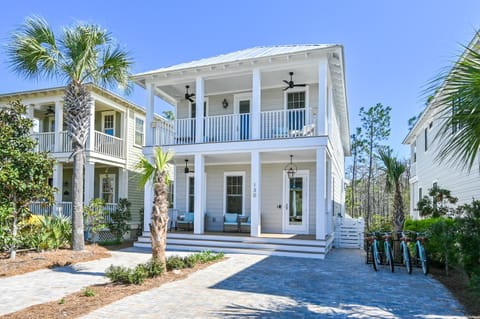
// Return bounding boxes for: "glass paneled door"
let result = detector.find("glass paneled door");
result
[283,170,309,233]
[235,93,251,141]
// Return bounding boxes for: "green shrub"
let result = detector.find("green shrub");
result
[22,215,72,251]
[84,287,95,297]
[139,259,164,277]
[108,198,131,242]
[106,259,165,285]
[166,256,187,271]
[368,215,392,232]
[456,200,480,279]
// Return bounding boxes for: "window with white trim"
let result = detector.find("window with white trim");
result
[225,174,244,215]
[102,112,115,136]
[99,174,115,203]
[135,117,144,146]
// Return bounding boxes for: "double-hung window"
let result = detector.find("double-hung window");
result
[135,117,144,146]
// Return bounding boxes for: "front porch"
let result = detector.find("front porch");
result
[135,231,333,259]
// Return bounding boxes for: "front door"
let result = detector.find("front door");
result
[234,93,251,141]
[283,170,309,234]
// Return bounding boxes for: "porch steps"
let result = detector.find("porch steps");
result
[134,232,329,259]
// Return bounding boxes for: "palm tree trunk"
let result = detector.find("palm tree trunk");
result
[150,171,169,267]
[393,184,405,233]
[72,152,85,250]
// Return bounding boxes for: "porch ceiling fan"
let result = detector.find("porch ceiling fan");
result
[184,85,195,102]
[45,105,55,116]
[283,72,306,91]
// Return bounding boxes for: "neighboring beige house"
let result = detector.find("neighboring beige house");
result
[0,84,153,235]
[133,45,351,257]
[403,34,480,219]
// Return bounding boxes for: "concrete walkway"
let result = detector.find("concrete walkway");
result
[0,248,467,318]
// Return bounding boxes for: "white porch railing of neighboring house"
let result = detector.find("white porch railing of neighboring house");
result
[29,201,117,223]
[260,108,315,140]
[94,131,125,158]
[335,217,365,249]
[33,132,55,152]
[60,131,73,153]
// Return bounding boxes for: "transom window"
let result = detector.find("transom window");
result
[102,112,115,136]
[135,117,144,146]
[225,174,244,215]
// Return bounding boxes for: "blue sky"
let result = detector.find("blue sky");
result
[1,0,479,158]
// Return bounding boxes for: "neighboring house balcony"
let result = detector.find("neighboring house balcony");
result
[32,130,125,159]
[152,107,317,146]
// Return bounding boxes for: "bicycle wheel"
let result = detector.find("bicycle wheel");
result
[403,243,412,274]
[385,243,394,273]
[372,241,380,271]
[420,245,429,275]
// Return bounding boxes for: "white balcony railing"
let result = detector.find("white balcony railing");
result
[204,113,251,142]
[29,201,117,222]
[60,131,73,153]
[94,131,125,158]
[33,132,55,152]
[152,120,175,145]
[260,107,315,139]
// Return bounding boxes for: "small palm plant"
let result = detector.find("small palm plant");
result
[7,17,133,251]
[378,147,406,233]
[136,148,173,267]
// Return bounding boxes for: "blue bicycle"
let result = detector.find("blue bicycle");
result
[414,232,429,275]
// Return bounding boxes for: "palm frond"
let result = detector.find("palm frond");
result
[135,156,155,187]
[378,148,405,193]
[6,16,62,80]
[136,148,174,187]
[95,46,134,94]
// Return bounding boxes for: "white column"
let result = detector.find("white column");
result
[250,150,261,237]
[195,77,204,144]
[143,179,153,232]
[84,161,95,205]
[146,83,155,146]
[251,69,261,140]
[86,101,96,152]
[27,104,35,134]
[54,100,63,152]
[326,157,333,235]
[316,147,327,240]
[118,168,127,200]
[194,153,205,234]
[317,60,328,136]
[52,163,63,204]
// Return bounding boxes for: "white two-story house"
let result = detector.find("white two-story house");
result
[0,84,149,236]
[134,45,350,257]
[403,34,480,219]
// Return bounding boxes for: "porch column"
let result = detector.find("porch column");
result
[251,69,261,140]
[86,100,95,152]
[143,179,153,232]
[118,168,128,200]
[317,60,328,136]
[195,77,205,144]
[316,146,327,240]
[52,163,63,215]
[27,104,35,133]
[193,153,205,234]
[250,150,261,237]
[146,82,155,146]
[54,100,63,152]
[120,110,127,158]
[84,161,95,205]
[326,157,333,235]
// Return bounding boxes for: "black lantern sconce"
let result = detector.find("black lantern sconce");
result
[222,98,229,108]
[284,154,297,179]
[184,159,194,174]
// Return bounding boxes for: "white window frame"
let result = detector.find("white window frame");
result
[134,115,145,147]
[99,173,116,203]
[185,173,195,213]
[283,86,309,110]
[189,97,209,118]
[102,111,116,136]
[233,93,252,114]
[223,171,246,216]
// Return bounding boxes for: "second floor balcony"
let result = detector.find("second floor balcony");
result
[152,107,317,146]
[33,130,125,159]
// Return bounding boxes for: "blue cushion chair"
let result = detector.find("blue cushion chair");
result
[223,213,239,232]
[177,212,194,231]
[239,215,251,233]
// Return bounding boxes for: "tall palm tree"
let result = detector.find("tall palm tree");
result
[431,34,480,171]
[7,17,133,251]
[136,147,173,266]
[378,148,406,233]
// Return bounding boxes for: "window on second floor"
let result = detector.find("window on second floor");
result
[102,112,115,136]
[424,127,428,152]
[135,117,144,146]
[287,91,306,110]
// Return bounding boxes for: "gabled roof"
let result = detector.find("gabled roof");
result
[135,44,339,77]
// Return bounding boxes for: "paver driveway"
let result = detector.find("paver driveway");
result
[83,248,466,319]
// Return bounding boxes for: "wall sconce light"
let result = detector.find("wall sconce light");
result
[184,159,194,174]
[64,181,69,187]
[284,154,297,179]
[222,98,229,108]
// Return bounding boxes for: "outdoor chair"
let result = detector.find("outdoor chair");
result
[239,215,251,233]
[177,212,194,231]
[223,213,239,232]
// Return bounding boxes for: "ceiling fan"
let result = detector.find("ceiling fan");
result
[184,85,195,102]
[283,72,306,91]
[45,105,55,116]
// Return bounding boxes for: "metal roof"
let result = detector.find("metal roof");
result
[135,44,339,76]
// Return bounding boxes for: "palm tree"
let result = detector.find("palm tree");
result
[7,17,133,251]
[136,147,173,266]
[378,148,406,233]
[431,34,480,171]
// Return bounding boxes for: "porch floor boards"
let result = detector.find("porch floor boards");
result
[167,230,316,241]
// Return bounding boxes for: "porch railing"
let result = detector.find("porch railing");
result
[29,201,117,223]
[94,131,125,158]
[60,131,73,153]
[153,120,175,145]
[33,132,55,152]
[204,113,251,142]
[260,108,315,140]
